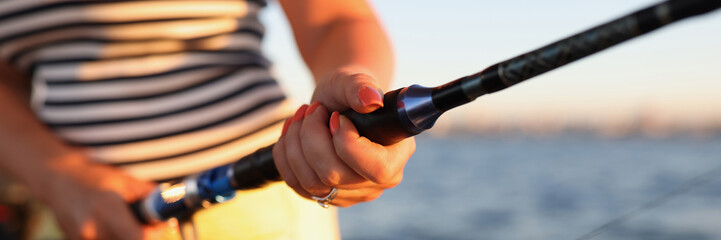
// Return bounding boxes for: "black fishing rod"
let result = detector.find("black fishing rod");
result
[131,0,721,224]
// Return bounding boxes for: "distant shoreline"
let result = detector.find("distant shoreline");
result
[425,123,721,140]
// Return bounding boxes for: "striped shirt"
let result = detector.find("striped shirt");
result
[0,0,293,181]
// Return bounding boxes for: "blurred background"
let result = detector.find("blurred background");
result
[261,0,721,239]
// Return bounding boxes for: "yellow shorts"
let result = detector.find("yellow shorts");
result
[28,183,339,240]
[191,182,339,240]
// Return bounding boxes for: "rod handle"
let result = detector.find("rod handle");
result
[342,88,419,146]
[231,145,280,189]
[231,88,419,189]
[129,89,417,223]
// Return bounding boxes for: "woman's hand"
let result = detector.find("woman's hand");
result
[41,152,178,240]
[273,68,415,207]
[0,69,178,239]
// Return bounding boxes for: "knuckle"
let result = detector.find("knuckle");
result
[393,174,404,186]
[287,183,306,197]
[348,72,374,82]
[335,145,348,158]
[331,69,349,79]
[336,146,396,184]
[367,166,393,184]
[298,178,326,195]
[361,191,383,202]
[336,145,353,163]
[284,178,300,191]
[318,169,342,187]
[384,173,403,188]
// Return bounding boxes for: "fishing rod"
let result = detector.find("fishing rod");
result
[131,0,721,224]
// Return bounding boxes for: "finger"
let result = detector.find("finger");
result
[325,187,386,208]
[96,194,144,240]
[124,180,156,201]
[331,112,416,185]
[284,105,329,197]
[274,135,312,199]
[274,117,313,199]
[299,103,367,188]
[315,72,384,114]
[55,216,83,240]
[92,166,155,202]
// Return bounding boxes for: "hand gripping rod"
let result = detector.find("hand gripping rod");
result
[131,0,721,223]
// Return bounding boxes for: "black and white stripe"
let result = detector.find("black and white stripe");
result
[0,0,290,181]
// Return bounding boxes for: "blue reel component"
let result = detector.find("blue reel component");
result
[196,164,236,203]
[135,163,238,223]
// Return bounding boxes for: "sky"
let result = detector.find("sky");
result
[260,0,721,131]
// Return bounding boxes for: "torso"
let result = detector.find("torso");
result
[0,0,291,181]
[0,2,341,239]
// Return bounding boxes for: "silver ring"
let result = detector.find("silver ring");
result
[312,188,339,208]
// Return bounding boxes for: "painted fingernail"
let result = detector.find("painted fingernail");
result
[329,111,340,135]
[281,118,292,135]
[305,102,321,117]
[358,86,383,108]
[293,104,309,122]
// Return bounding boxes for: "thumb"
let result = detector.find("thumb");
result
[314,72,385,114]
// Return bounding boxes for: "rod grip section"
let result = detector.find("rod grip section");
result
[342,89,418,146]
[231,88,417,187]
[232,145,280,190]
[228,89,416,191]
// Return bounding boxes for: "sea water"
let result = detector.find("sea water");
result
[338,133,721,240]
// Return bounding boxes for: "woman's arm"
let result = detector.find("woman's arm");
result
[276,0,415,207]
[279,0,394,88]
[0,63,171,239]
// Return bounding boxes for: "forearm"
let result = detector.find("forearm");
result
[0,73,83,202]
[280,0,394,89]
[306,18,394,89]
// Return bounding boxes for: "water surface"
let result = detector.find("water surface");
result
[339,133,721,239]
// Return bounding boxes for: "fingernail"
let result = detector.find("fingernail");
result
[293,104,309,122]
[305,102,321,117]
[329,111,340,135]
[281,118,292,135]
[358,86,383,108]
